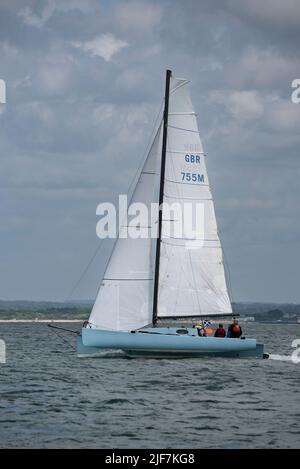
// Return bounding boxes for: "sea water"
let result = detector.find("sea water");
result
[0,322,299,448]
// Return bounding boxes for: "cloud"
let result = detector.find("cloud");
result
[72,33,128,62]
[114,0,162,33]
[210,88,300,133]
[1,0,300,302]
[211,90,264,120]
[115,67,148,92]
[231,47,300,87]
[18,3,55,29]
[18,0,97,29]
[229,0,300,30]
[13,75,32,90]
[17,0,97,32]
[33,45,77,97]
[264,96,300,132]
[36,64,71,96]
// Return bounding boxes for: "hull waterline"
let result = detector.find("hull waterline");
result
[77,327,266,359]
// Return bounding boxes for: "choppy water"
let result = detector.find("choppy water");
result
[0,322,300,448]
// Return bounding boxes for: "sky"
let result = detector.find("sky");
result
[0,0,300,303]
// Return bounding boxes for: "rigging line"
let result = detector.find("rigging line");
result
[49,327,75,350]
[170,80,190,94]
[165,178,209,187]
[63,100,164,304]
[174,265,182,313]
[64,239,106,303]
[169,112,196,116]
[161,233,221,241]
[120,98,163,208]
[126,99,164,198]
[225,256,234,303]
[219,232,234,303]
[163,193,212,201]
[188,250,202,317]
[168,124,201,134]
[196,260,230,310]
[167,149,206,155]
[196,262,220,298]
[98,99,164,292]
[103,277,153,281]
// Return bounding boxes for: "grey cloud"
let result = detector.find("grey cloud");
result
[0,0,300,302]
[229,0,300,31]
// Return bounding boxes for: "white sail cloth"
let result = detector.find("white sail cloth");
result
[88,126,161,330]
[89,74,232,331]
[157,77,232,318]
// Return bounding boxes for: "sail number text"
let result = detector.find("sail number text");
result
[184,154,200,163]
[181,172,204,183]
[182,154,204,183]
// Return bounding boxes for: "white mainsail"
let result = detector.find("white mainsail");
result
[89,73,232,331]
[157,76,232,318]
[88,125,162,330]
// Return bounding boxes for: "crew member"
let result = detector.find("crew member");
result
[195,323,207,337]
[214,323,226,338]
[227,319,242,338]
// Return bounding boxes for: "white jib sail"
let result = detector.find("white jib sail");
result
[157,76,232,318]
[88,125,162,331]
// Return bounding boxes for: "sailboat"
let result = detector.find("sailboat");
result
[77,70,266,359]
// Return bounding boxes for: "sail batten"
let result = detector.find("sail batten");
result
[157,314,234,322]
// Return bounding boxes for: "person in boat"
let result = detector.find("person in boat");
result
[227,319,242,338]
[214,323,226,338]
[195,323,207,337]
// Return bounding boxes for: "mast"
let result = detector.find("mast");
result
[152,69,172,325]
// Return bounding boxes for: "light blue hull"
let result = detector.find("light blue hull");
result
[77,327,265,359]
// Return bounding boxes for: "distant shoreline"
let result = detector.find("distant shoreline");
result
[0,319,83,323]
[1,319,299,325]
